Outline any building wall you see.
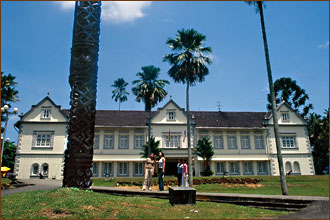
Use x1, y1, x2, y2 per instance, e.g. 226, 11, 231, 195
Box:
15, 154, 64, 179
15, 98, 315, 179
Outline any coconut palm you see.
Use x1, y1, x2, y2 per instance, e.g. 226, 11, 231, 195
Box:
111, 78, 129, 110
132, 65, 169, 157
246, 1, 288, 195
163, 28, 212, 187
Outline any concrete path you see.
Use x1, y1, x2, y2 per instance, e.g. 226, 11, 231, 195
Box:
274, 200, 329, 219
1, 179, 62, 196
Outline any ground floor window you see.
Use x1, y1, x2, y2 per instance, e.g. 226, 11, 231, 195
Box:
41, 163, 49, 176
243, 162, 254, 175
230, 162, 240, 175
216, 162, 226, 175
118, 162, 129, 176
258, 161, 268, 175
31, 163, 39, 176
285, 161, 292, 173
102, 163, 113, 177
134, 162, 144, 176
293, 161, 301, 174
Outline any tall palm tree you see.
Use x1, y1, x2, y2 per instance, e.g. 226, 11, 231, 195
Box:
111, 78, 129, 110
132, 65, 169, 157
163, 28, 212, 187
246, 1, 288, 195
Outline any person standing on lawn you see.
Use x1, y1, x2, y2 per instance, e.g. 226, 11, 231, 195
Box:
182, 159, 188, 187
177, 159, 183, 186
142, 153, 155, 191
157, 152, 165, 191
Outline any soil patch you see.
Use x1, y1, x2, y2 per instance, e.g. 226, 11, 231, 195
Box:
38, 208, 72, 219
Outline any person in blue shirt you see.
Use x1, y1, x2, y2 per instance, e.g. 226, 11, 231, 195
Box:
177, 159, 183, 186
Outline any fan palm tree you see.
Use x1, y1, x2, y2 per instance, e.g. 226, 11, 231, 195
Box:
163, 28, 212, 187
111, 78, 129, 110
132, 65, 169, 157
246, 1, 288, 195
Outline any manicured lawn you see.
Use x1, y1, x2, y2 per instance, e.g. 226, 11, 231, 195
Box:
1, 187, 289, 219
92, 175, 329, 197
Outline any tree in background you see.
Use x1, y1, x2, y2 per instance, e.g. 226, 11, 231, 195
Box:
2, 141, 17, 170
164, 28, 212, 187
246, 1, 288, 195
140, 136, 163, 159
195, 136, 214, 176
267, 77, 313, 118
1, 72, 19, 133
306, 109, 329, 175
132, 65, 169, 157
111, 78, 129, 110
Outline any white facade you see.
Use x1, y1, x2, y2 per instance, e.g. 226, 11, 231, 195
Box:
14, 97, 315, 179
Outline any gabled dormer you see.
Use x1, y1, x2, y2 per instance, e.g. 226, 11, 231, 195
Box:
264, 102, 306, 126
151, 99, 187, 124
20, 96, 68, 123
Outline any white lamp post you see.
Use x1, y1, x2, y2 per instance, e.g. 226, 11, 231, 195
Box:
1, 105, 18, 166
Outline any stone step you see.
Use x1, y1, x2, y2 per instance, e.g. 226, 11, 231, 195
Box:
90, 186, 328, 211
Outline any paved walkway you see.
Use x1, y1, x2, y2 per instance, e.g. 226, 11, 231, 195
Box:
1, 179, 62, 196
274, 200, 329, 219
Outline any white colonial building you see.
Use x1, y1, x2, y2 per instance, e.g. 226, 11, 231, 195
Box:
14, 96, 315, 179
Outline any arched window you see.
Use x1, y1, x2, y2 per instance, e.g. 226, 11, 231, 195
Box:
285, 161, 292, 174
31, 163, 39, 176
293, 161, 301, 174
41, 163, 49, 176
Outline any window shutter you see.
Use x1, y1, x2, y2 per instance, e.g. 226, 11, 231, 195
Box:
50, 131, 55, 147
32, 131, 37, 147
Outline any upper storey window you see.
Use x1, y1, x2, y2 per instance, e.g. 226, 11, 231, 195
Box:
167, 111, 176, 121
281, 113, 290, 122
41, 108, 51, 119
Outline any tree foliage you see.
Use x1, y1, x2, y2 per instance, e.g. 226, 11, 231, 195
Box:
1, 72, 19, 133
2, 141, 17, 170
267, 77, 313, 118
111, 78, 129, 110
1, 72, 19, 107
195, 136, 214, 176
306, 109, 329, 174
163, 28, 212, 86
140, 136, 163, 159
132, 66, 169, 112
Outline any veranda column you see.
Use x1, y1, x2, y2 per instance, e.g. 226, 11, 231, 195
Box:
63, 1, 101, 188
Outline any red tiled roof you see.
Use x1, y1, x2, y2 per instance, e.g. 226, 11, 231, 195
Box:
62, 109, 266, 128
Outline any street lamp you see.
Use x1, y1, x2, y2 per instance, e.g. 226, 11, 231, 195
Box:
1, 105, 18, 166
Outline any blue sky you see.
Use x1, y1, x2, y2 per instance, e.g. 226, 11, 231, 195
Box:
1, 1, 329, 142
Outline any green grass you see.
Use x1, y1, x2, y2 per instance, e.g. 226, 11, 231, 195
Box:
1, 187, 290, 219
92, 175, 329, 197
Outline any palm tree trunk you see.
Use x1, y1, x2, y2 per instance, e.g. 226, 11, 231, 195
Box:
148, 110, 151, 157
258, 1, 288, 195
186, 81, 193, 187
119, 101, 121, 111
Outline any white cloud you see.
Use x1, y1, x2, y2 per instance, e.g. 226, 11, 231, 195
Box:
102, 2, 151, 23
53, 1, 75, 11
53, 1, 151, 23
318, 41, 329, 48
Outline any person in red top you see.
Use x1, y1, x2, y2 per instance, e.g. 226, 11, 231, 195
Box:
182, 159, 188, 187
